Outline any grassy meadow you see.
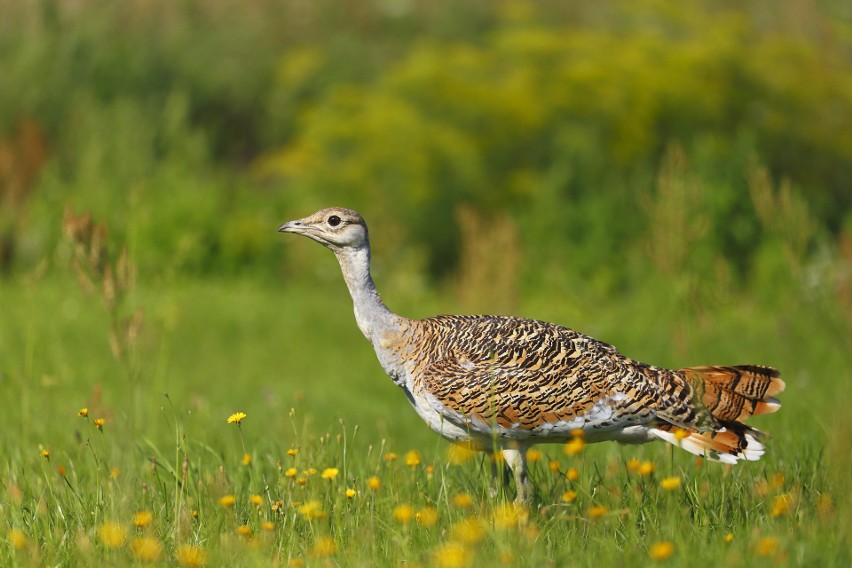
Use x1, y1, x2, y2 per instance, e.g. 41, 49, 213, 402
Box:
2, 0, 852, 566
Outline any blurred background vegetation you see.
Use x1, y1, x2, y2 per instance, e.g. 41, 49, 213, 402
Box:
0, 0, 850, 454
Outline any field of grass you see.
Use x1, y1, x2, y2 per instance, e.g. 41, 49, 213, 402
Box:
1, 251, 849, 566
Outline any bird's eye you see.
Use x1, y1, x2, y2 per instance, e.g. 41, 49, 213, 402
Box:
327, 215, 341, 227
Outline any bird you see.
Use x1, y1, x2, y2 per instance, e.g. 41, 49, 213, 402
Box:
278, 207, 784, 504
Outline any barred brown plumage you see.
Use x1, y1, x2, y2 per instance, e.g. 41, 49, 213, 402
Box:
279, 207, 784, 504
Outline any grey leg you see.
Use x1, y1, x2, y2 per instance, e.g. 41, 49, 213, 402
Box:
502, 447, 532, 505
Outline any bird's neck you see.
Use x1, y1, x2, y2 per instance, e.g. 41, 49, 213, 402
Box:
334, 246, 400, 343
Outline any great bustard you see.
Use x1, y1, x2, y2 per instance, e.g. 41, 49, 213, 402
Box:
279, 207, 784, 504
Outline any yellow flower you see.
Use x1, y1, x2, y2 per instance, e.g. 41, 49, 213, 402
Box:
242, 453, 252, 465
97, 522, 126, 548
587, 505, 607, 519
570, 428, 585, 439
434, 541, 472, 568
219, 495, 236, 507
566, 468, 580, 482
493, 503, 527, 529
404, 450, 421, 467
132, 511, 153, 527
288, 559, 305, 567
638, 461, 655, 476
755, 536, 779, 557
548, 459, 560, 473
287, 448, 298, 457
176, 544, 207, 566
261, 521, 275, 532
451, 493, 474, 508
227, 412, 246, 425
771, 493, 793, 517
236, 525, 251, 538
660, 476, 681, 490
367, 476, 381, 491
383, 452, 398, 462
346, 488, 357, 499
674, 428, 689, 441
311, 536, 337, 557
649, 540, 674, 560
321, 467, 339, 480
131, 537, 163, 561
394, 504, 415, 524
110, 467, 121, 479
526, 448, 542, 463
271, 500, 283, 512
93, 418, 106, 430
627, 458, 642, 472
451, 518, 485, 544
7, 528, 27, 550
250, 494, 263, 506
303, 468, 318, 476
78, 407, 89, 418
562, 490, 577, 503
447, 443, 475, 465
416, 506, 439, 527
723, 533, 734, 543
41, 448, 49, 459
284, 467, 298, 477
298, 500, 326, 520
564, 437, 585, 456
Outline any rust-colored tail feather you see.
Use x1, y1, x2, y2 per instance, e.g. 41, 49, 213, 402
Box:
651, 365, 784, 463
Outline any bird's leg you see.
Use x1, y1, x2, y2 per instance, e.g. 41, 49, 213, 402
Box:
502, 447, 532, 505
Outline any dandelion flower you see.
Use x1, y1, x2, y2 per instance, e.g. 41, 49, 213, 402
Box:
394, 504, 415, 524
110, 467, 121, 479
638, 461, 655, 476
131, 537, 163, 561
97, 522, 126, 548
93, 418, 106, 430
649, 540, 674, 560
288, 559, 305, 567
321, 467, 339, 480
271, 500, 284, 512
451, 493, 474, 508
548, 460, 560, 473
132, 511, 153, 528
564, 437, 585, 455
346, 488, 357, 499
227, 412, 246, 425
303, 467, 317, 476
219, 495, 236, 507
416, 507, 439, 527
287, 448, 298, 457
674, 428, 689, 441
526, 448, 542, 462
566, 468, 580, 482
627, 458, 642, 472
284, 467, 297, 478
561, 490, 577, 503
723, 533, 734, 544
41, 449, 49, 459
298, 500, 326, 520
367, 476, 381, 491
311, 536, 337, 557
660, 476, 681, 490
261, 521, 275, 532
236, 525, 251, 538
587, 505, 607, 519
383, 452, 398, 462
493, 503, 527, 529
447, 443, 475, 465
451, 518, 485, 544
771, 494, 793, 517
755, 536, 779, 557
434, 541, 472, 568
250, 495, 263, 506
78, 407, 89, 418
404, 450, 421, 467
7, 528, 27, 550
176, 544, 207, 567
242, 453, 252, 465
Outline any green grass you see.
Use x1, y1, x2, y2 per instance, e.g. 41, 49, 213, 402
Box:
0, 272, 849, 567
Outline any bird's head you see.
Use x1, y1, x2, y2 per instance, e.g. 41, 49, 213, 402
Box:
278, 207, 368, 251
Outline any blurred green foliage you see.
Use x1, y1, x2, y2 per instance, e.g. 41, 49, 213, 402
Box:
0, 0, 850, 302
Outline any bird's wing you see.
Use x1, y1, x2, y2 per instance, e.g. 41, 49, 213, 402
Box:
415, 316, 689, 439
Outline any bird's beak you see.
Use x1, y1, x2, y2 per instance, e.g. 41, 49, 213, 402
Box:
278, 219, 305, 233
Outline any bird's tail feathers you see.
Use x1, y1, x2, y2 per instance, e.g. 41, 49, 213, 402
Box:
651, 365, 783, 463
